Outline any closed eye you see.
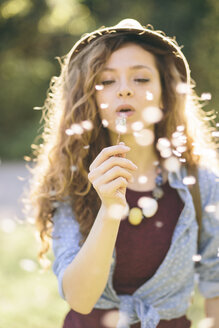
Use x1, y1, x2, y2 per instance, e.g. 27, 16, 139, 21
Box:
134, 78, 150, 83
101, 80, 115, 85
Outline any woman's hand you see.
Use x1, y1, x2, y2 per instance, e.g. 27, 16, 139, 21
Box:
88, 143, 137, 211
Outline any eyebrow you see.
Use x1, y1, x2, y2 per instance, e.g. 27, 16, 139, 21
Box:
102, 65, 153, 72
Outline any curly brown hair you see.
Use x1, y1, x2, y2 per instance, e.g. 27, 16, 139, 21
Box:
24, 32, 219, 266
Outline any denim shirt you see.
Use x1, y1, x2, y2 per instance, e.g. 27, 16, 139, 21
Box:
52, 165, 219, 328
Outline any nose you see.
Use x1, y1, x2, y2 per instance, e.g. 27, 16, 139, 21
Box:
117, 85, 134, 98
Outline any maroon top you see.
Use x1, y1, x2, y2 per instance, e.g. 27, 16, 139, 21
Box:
63, 180, 191, 328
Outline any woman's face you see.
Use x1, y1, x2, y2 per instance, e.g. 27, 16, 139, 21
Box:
95, 43, 163, 135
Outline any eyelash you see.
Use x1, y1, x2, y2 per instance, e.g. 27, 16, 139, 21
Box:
134, 78, 150, 83
101, 78, 150, 85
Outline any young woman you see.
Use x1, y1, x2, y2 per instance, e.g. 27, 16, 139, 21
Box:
27, 19, 219, 327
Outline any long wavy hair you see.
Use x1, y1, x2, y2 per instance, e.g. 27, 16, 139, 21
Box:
24, 32, 219, 265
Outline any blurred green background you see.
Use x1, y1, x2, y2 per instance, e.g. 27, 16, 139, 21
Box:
0, 0, 218, 327
0, 0, 219, 160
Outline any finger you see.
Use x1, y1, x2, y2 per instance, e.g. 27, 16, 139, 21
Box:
92, 166, 133, 187
88, 157, 137, 181
100, 177, 128, 195
89, 144, 130, 171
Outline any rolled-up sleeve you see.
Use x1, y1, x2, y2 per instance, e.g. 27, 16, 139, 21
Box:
195, 168, 219, 298
52, 203, 81, 299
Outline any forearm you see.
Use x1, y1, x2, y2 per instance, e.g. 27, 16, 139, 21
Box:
205, 297, 219, 327
62, 204, 120, 314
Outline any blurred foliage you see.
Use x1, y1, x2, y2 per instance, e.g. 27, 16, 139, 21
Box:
0, 0, 218, 159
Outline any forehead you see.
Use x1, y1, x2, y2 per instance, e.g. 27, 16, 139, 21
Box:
104, 42, 157, 69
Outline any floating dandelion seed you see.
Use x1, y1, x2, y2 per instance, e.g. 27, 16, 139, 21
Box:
70, 165, 77, 172
102, 119, 109, 127
192, 254, 202, 262
145, 90, 154, 100
101, 310, 119, 328
71, 124, 84, 135
164, 156, 181, 172
177, 125, 185, 132
19, 259, 37, 272
205, 205, 216, 213
212, 131, 219, 137
138, 197, 158, 217
156, 138, 171, 151
201, 93, 212, 101
176, 83, 190, 94
138, 175, 148, 184
65, 129, 74, 136
95, 84, 104, 91
142, 106, 163, 124
179, 158, 186, 163
160, 148, 172, 158
197, 317, 215, 328
24, 156, 31, 162
52, 201, 60, 208
155, 221, 163, 228
134, 129, 154, 146
49, 190, 56, 197
100, 103, 109, 109
172, 149, 181, 157
183, 176, 196, 185
107, 204, 128, 220
83, 145, 90, 149
176, 146, 187, 153
217, 248, 219, 257
81, 120, 93, 130
131, 121, 144, 131
0, 218, 16, 233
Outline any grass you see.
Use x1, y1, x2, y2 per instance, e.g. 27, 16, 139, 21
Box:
0, 218, 205, 328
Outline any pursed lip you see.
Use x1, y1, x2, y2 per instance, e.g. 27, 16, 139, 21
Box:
115, 104, 136, 113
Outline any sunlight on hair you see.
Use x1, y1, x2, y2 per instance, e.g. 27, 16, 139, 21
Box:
95, 84, 104, 91
197, 317, 215, 328
192, 254, 202, 262
201, 93, 212, 101
134, 129, 154, 146
163, 156, 181, 172
137, 196, 158, 217
0, 218, 17, 233
142, 106, 163, 124
19, 258, 37, 272
101, 310, 119, 328
176, 82, 190, 95
102, 119, 109, 127
182, 176, 196, 185
138, 175, 148, 184
131, 121, 144, 131
145, 90, 154, 100
100, 103, 109, 109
